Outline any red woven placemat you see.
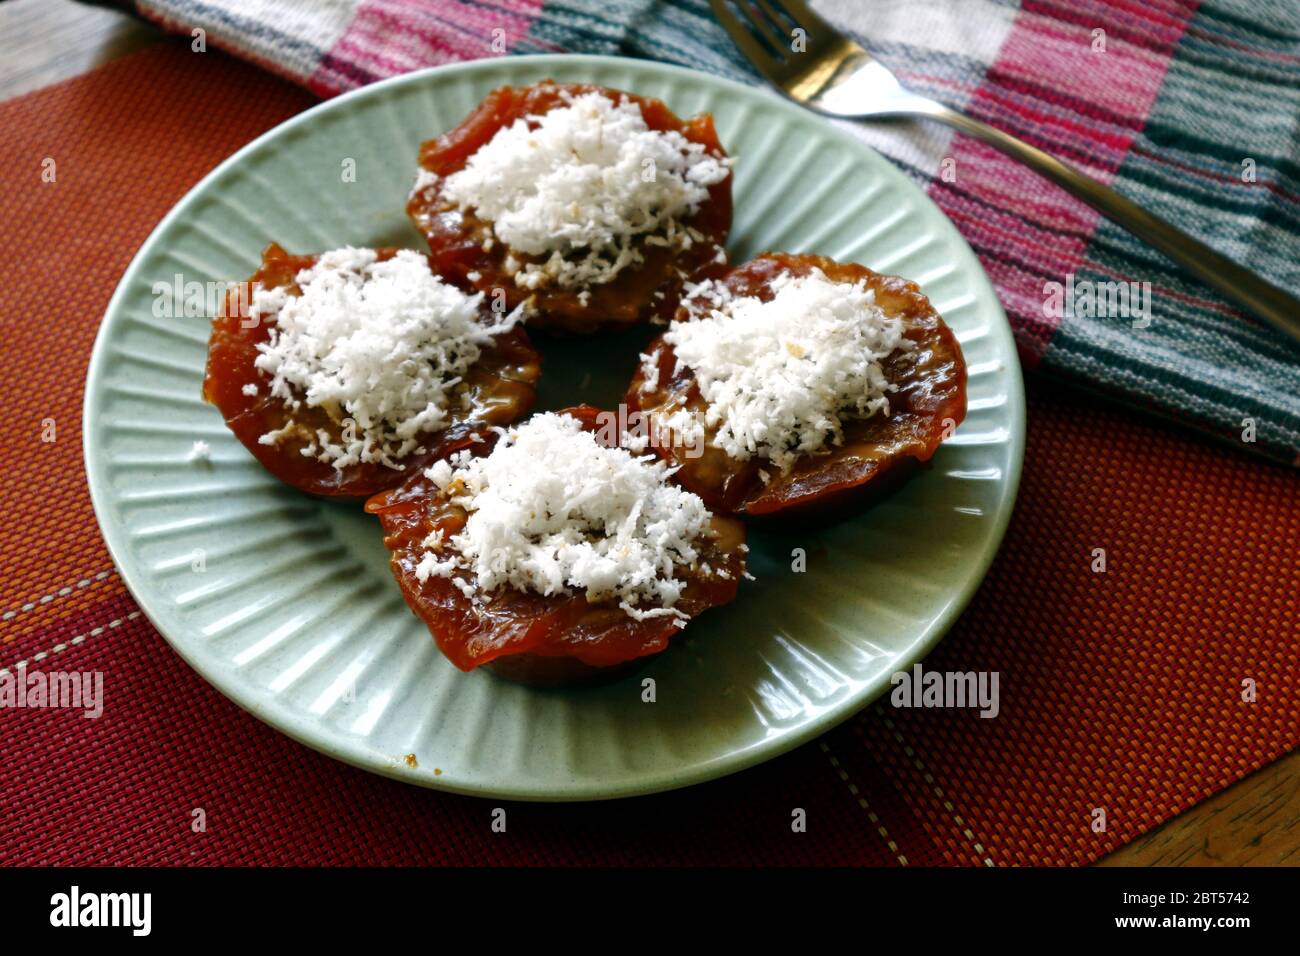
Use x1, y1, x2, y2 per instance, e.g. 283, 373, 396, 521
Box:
2, 41, 1297, 866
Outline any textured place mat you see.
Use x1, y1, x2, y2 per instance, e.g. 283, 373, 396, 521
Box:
1, 41, 1297, 866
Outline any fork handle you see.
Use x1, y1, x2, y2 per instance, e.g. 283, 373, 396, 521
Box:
922, 104, 1300, 344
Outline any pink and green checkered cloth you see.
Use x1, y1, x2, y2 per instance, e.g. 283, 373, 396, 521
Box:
134, 0, 1300, 465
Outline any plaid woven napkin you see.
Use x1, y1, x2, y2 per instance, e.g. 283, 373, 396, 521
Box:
133, 0, 1300, 465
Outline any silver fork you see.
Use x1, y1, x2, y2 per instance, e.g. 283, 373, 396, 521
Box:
712, 0, 1300, 344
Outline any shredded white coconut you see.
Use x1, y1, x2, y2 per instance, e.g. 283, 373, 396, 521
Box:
249, 247, 523, 470
409, 167, 440, 200
187, 440, 211, 462
656, 268, 910, 475
416, 411, 714, 621
441, 88, 730, 290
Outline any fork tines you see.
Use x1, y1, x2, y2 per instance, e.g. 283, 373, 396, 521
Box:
710, 0, 837, 76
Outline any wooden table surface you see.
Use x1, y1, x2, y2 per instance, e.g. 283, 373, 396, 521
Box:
1098, 747, 1300, 866
7, 0, 1295, 869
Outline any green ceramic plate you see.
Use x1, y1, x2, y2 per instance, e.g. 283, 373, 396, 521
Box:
84, 55, 1024, 801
